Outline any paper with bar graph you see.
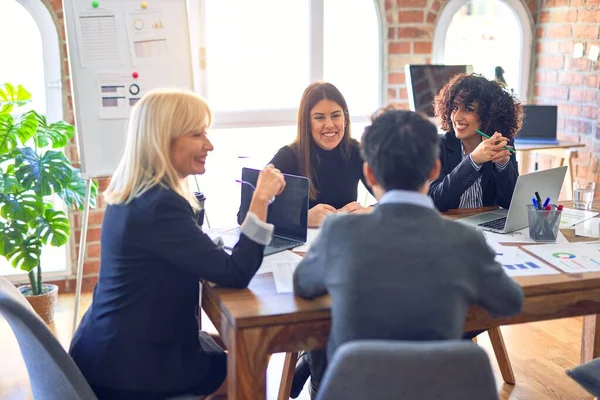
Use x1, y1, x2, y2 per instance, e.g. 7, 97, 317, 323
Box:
497, 248, 560, 277
523, 243, 600, 273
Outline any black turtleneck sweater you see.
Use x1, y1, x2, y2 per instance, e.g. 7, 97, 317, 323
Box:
269, 140, 369, 209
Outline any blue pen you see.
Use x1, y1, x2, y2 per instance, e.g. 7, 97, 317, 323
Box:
532, 197, 538, 209
543, 197, 550, 208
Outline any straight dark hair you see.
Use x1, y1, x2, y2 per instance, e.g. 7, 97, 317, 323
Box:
293, 82, 353, 200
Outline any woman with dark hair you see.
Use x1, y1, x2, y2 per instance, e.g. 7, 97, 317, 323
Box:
270, 81, 371, 227
429, 73, 524, 212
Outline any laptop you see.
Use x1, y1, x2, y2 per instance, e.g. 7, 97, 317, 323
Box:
457, 166, 567, 233
514, 105, 559, 145
220, 167, 309, 256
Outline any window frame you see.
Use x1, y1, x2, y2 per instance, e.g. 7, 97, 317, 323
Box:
190, 0, 384, 129
432, 0, 534, 102
2, 0, 70, 283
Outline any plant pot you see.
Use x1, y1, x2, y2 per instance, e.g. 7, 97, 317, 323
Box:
18, 284, 59, 324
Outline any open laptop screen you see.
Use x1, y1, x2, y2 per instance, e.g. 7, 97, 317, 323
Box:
516, 105, 558, 142
239, 168, 309, 241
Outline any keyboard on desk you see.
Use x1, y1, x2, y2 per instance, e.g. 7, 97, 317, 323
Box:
269, 236, 299, 248
477, 217, 507, 231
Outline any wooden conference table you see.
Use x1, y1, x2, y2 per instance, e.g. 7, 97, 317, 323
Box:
202, 198, 600, 400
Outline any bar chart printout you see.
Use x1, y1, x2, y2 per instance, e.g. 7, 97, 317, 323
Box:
499, 249, 560, 277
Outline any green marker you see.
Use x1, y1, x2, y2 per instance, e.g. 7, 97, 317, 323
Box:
475, 129, 516, 154
92, 0, 99, 8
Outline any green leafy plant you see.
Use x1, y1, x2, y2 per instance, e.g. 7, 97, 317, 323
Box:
0, 83, 98, 295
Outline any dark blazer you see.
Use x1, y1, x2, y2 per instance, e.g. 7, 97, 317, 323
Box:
69, 186, 264, 393
429, 132, 519, 212
293, 203, 524, 361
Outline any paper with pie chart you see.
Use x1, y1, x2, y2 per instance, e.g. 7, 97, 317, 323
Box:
123, 1, 169, 66
523, 243, 600, 273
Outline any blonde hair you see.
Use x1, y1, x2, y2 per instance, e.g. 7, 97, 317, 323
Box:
104, 88, 212, 208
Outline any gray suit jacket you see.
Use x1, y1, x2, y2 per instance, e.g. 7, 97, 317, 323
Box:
293, 203, 524, 361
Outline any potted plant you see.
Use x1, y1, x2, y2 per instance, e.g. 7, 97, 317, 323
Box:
0, 83, 97, 323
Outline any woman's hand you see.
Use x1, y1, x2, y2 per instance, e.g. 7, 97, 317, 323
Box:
491, 146, 512, 165
248, 165, 286, 222
470, 132, 509, 165
254, 164, 286, 203
338, 201, 371, 214
308, 204, 336, 228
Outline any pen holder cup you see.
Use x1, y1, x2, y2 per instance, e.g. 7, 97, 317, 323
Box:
527, 205, 562, 243
194, 192, 206, 227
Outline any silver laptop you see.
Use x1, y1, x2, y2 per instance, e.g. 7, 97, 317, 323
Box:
220, 168, 309, 256
458, 166, 567, 233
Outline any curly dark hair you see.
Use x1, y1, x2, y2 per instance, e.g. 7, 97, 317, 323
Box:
433, 73, 524, 140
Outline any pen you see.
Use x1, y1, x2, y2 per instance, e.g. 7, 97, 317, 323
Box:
236, 180, 275, 204
543, 197, 550, 208
549, 204, 563, 231
475, 129, 516, 154
535, 192, 543, 210
532, 197, 538, 209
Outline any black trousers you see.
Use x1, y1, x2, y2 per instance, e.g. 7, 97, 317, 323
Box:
91, 331, 226, 400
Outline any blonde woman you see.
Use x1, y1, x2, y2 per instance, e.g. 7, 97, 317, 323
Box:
69, 89, 285, 400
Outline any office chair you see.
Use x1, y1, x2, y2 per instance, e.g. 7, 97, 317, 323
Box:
566, 357, 600, 397
315, 340, 499, 400
0, 279, 98, 400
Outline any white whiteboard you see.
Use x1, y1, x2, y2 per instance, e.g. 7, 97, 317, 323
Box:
64, 0, 195, 178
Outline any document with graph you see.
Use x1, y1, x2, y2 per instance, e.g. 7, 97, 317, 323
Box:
522, 243, 600, 273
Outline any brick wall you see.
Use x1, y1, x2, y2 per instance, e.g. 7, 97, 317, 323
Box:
384, 0, 536, 107
533, 0, 600, 188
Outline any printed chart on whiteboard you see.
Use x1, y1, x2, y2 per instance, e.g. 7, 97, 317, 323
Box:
71, 2, 126, 68
124, 0, 170, 66
97, 72, 145, 119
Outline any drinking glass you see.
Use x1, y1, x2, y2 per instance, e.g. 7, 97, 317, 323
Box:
573, 181, 595, 210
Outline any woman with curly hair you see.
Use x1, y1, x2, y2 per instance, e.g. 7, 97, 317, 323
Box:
429, 73, 524, 211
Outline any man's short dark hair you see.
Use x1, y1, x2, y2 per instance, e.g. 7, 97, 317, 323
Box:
361, 110, 440, 191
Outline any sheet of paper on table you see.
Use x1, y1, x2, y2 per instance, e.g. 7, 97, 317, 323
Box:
256, 251, 303, 293
482, 227, 568, 245
575, 218, 600, 238
523, 243, 600, 273
486, 240, 560, 277
559, 208, 599, 229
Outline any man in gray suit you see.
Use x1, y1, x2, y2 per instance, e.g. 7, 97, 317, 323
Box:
293, 110, 524, 397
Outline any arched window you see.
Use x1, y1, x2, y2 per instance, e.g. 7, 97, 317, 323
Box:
0, 0, 66, 278
433, 0, 533, 101
193, 0, 382, 226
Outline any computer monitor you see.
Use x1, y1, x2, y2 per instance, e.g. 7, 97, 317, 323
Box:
405, 64, 473, 118
514, 105, 558, 144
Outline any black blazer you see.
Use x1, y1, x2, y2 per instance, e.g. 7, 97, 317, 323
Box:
429, 132, 519, 212
69, 186, 264, 393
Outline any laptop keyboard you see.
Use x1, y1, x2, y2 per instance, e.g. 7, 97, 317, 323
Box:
269, 236, 298, 248
478, 217, 507, 231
